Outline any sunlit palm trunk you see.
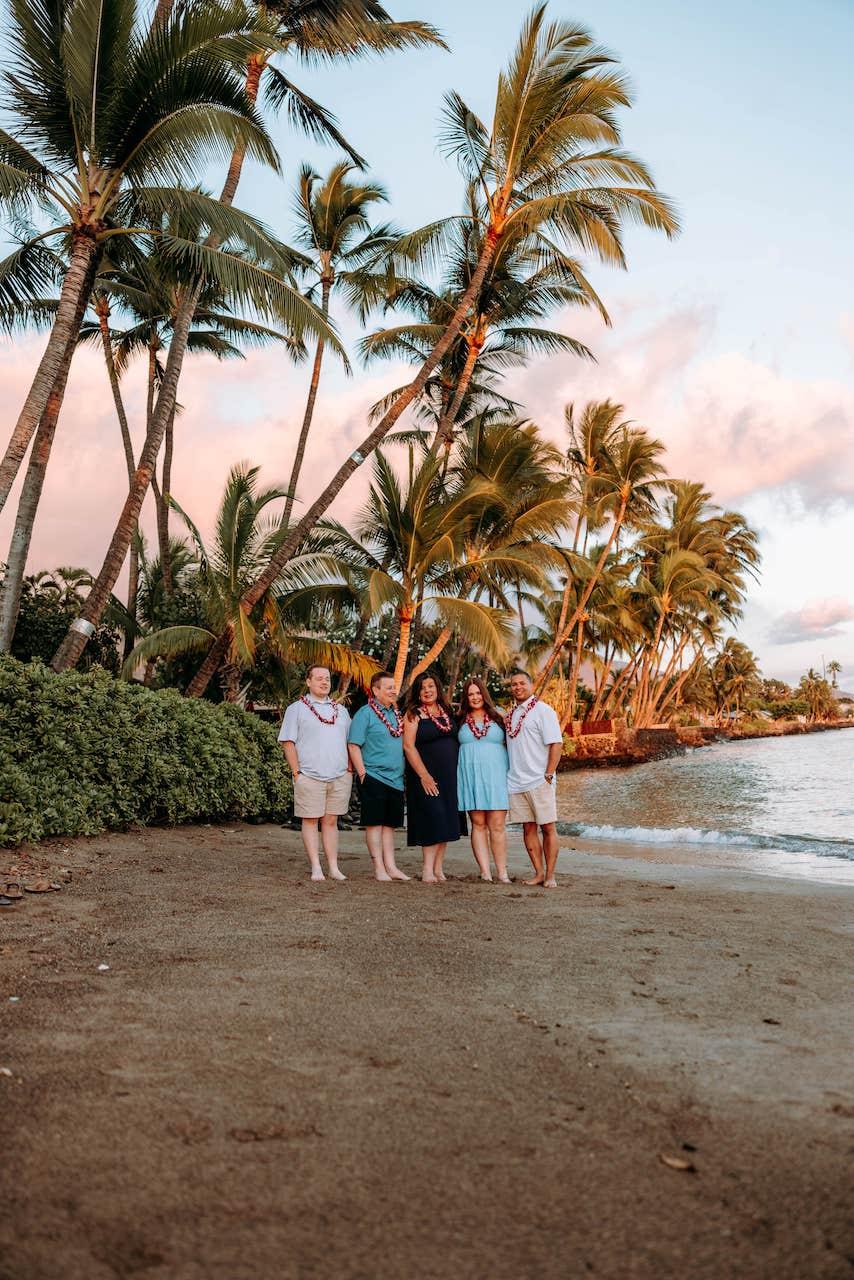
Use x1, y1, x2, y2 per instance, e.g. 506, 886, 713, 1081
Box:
407, 626, 453, 686
220, 54, 266, 207
560, 619, 587, 732
0, 390, 63, 650
184, 626, 232, 699
156, 405, 177, 595
0, 232, 99, 514
431, 336, 480, 454
392, 605, 416, 689
0, 246, 99, 650
96, 296, 139, 637
283, 275, 331, 527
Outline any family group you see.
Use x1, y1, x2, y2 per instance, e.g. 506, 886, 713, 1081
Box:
278, 666, 564, 887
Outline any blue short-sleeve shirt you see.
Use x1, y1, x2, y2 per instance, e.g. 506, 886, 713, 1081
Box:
348, 703, 405, 791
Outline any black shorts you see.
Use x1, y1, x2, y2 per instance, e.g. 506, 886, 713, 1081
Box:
358, 773, 405, 829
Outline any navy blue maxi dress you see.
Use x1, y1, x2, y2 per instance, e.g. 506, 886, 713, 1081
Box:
406, 714, 466, 847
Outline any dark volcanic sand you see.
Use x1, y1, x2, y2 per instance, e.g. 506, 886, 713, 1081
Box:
1, 825, 852, 1279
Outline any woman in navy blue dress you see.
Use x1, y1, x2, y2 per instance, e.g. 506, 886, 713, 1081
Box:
402, 672, 463, 883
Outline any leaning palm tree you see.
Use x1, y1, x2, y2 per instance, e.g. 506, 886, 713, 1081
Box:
174, 4, 678, 697
0, 0, 288, 513
284, 159, 396, 525
122, 463, 378, 699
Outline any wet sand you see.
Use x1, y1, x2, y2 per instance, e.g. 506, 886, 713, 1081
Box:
1, 824, 853, 1279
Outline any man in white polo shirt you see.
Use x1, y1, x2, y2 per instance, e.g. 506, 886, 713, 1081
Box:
506, 670, 564, 889
279, 664, 352, 882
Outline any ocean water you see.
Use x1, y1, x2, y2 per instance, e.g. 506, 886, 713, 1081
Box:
555, 730, 854, 882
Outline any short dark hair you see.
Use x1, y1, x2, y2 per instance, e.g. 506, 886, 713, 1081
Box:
370, 670, 395, 692
306, 664, 331, 679
510, 668, 533, 681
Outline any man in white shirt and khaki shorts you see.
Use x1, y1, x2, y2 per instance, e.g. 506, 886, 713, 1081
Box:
278, 665, 352, 881
506, 670, 564, 889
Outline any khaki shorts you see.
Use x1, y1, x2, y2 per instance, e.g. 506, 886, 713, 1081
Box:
508, 781, 557, 826
294, 772, 352, 819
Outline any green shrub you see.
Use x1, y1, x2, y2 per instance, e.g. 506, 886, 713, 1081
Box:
0, 656, 292, 847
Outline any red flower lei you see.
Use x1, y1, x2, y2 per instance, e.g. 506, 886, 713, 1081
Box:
507, 696, 538, 739
368, 696, 403, 738
465, 712, 492, 740
301, 695, 339, 725
420, 705, 453, 733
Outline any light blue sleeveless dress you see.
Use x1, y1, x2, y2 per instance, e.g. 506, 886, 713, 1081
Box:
457, 719, 509, 812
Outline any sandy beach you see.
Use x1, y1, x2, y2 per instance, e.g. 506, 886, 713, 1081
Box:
2, 824, 853, 1280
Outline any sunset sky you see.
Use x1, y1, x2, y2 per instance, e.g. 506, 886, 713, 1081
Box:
1, 0, 852, 685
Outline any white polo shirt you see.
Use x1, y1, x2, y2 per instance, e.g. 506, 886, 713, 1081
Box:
278, 696, 351, 781
505, 698, 563, 794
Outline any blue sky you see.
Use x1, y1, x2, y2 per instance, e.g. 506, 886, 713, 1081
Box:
2, 0, 852, 684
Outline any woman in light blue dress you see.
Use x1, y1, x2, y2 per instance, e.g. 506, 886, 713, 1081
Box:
457, 678, 510, 882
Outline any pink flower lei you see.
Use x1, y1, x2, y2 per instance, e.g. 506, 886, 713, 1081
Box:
301, 695, 339, 725
420, 705, 453, 733
465, 711, 492, 740
368, 696, 403, 738
507, 696, 538, 739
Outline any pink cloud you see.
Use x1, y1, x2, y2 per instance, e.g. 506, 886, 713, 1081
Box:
768, 597, 854, 645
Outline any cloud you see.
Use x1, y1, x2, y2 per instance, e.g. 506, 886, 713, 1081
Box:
504, 302, 854, 510
767, 597, 854, 645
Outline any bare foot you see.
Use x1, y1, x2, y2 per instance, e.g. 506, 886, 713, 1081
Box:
522, 874, 544, 886
436, 872, 448, 883
329, 868, 347, 882
497, 875, 512, 884
479, 875, 494, 883
387, 868, 411, 881
373, 867, 393, 882
310, 869, 325, 882
421, 874, 439, 884
544, 877, 558, 889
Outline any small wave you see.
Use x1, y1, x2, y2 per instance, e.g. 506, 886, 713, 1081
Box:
557, 822, 854, 862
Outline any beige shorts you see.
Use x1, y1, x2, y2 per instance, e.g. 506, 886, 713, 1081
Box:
508, 781, 557, 826
294, 772, 352, 819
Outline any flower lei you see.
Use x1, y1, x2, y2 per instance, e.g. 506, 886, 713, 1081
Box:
465, 712, 492, 740
507, 695, 538, 739
420, 705, 453, 733
301, 695, 339, 725
368, 696, 404, 738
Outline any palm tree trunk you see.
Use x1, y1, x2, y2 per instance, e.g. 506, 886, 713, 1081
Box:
0, 389, 64, 650
0, 232, 99, 515
220, 54, 266, 207
381, 615, 399, 668
283, 275, 331, 527
392, 605, 416, 690
153, 0, 173, 25
50, 280, 204, 672
560, 620, 587, 732
96, 296, 139, 639
431, 336, 480, 454
157, 404, 176, 595
408, 626, 453, 686
185, 627, 233, 699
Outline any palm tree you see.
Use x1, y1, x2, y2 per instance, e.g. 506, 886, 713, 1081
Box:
122, 463, 378, 699
284, 160, 395, 525
537, 418, 667, 690
361, 200, 605, 453
827, 659, 842, 689
179, 3, 678, 696
0, 0, 286, 514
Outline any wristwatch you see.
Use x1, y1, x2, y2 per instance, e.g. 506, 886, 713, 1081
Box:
545, 772, 555, 784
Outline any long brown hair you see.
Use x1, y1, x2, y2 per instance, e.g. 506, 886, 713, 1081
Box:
457, 677, 505, 732
403, 671, 454, 721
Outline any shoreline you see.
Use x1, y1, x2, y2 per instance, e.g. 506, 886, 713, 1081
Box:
560, 716, 854, 772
